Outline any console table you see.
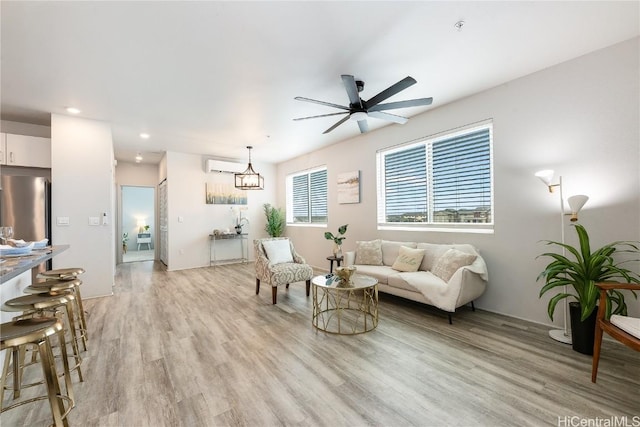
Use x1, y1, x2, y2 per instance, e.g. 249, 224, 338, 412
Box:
209, 233, 248, 266
137, 233, 152, 250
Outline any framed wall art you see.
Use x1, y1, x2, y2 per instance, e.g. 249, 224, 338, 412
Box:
206, 174, 247, 205
337, 170, 360, 204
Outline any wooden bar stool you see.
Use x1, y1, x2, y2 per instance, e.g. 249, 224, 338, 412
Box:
37, 268, 87, 347
25, 278, 88, 352
1, 317, 74, 427
2, 293, 84, 383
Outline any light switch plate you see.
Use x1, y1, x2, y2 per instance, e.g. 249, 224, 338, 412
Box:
56, 217, 70, 226
89, 217, 100, 226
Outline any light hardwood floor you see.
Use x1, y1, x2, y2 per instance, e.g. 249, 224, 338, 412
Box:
3, 260, 639, 426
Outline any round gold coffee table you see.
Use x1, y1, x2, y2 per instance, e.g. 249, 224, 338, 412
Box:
312, 274, 378, 334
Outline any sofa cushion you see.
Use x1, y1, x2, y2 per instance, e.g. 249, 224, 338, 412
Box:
262, 239, 293, 265
417, 243, 452, 271
388, 270, 447, 293
432, 248, 477, 282
391, 246, 425, 272
381, 240, 417, 266
355, 239, 383, 265
349, 264, 392, 285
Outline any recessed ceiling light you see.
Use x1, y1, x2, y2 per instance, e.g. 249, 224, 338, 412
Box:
140, 133, 150, 139
66, 107, 81, 114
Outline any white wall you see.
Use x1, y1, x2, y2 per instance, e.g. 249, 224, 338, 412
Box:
165, 151, 276, 271
116, 161, 159, 186
276, 37, 640, 326
51, 114, 115, 298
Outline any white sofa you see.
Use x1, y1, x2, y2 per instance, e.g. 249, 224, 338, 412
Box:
344, 240, 488, 322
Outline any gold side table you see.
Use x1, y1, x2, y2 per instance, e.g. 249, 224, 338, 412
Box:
312, 274, 378, 335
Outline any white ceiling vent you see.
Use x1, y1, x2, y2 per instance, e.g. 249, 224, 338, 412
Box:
205, 159, 245, 173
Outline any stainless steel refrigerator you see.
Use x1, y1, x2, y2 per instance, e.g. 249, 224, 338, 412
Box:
0, 174, 51, 247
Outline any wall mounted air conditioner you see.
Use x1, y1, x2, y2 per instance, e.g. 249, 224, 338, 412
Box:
205, 159, 245, 173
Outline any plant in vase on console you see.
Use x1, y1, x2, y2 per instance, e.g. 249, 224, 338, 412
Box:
231, 206, 249, 234
324, 224, 348, 258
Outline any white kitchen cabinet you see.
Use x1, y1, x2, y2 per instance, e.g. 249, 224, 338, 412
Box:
0, 133, 6, 165
4, 134, 51, 168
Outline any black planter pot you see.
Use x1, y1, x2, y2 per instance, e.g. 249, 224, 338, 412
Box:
569, 302, 598, 355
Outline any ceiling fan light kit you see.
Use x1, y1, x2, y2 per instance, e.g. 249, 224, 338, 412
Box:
294, 74, 433, 134
349, 111, 368, 121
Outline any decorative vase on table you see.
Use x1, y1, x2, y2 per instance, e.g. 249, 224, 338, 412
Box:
333, 243, 342, 258
569, 302, 598, 355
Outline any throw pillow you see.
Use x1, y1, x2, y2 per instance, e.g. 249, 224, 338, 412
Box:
381, 240, 417, 266
432, 248, 477, 282
262, 239, 293, 265
354, 239, 383, 266
417, 243, 452, 272
391, 246, 425, 272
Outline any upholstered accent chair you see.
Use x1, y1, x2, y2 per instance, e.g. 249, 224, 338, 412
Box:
254, 238, 313, 304
592, 282, 640, 383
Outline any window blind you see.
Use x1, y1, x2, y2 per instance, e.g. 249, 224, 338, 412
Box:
310, 169, 327, 223
378, 123, 493, 228
292, 174, 309, 223
431, 128, 492, 223
384, 145, 427, 222
289, 168, 327, 224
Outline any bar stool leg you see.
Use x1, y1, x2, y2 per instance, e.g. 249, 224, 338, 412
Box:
62, 301, 83, 383
37, 338, 68, 427
12, 347, 24, 399
74, 285, 88, 351
0, 347, 10, 403
56, 327, 74, 407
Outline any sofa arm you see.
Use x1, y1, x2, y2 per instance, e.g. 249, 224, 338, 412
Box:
344, 251, 355, 267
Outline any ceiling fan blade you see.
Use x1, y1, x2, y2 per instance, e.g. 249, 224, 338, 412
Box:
341, 75, 361, 106
368, 97, 433, 112
294, 96, 349, 111
357, 120, 369, 133
323, 115, 350, 134
293, 112, 348, 121
368, 111, 409, 124
365, 76, 417, 108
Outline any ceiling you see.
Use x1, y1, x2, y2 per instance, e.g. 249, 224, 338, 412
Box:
1, 1, 638, 165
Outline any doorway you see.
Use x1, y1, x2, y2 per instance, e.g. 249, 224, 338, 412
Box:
122, 186, 155, 263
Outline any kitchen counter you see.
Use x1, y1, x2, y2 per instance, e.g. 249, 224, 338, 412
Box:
0, 245, 70, 283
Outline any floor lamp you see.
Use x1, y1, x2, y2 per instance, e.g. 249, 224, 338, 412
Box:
535, 169, 589, 344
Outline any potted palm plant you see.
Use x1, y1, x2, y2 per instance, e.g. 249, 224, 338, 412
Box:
537, 223, 639, 354
263, 203, 285, 237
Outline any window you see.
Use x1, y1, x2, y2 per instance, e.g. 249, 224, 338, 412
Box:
377, 123, 493, 232
286, 167, 327, 224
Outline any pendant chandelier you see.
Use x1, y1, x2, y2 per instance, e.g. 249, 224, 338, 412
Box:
235, 146, 264, 190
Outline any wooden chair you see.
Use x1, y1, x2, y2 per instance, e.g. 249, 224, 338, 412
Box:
592, 282, 640, 382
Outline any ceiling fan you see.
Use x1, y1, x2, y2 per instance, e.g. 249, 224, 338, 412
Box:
294, 75, 433, 134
